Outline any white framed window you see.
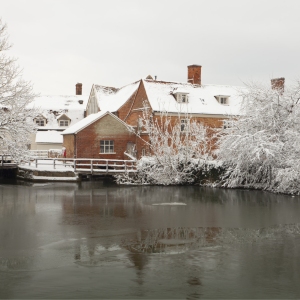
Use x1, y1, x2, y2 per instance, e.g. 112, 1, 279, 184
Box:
36, 119, 45, 126
220, 97, 227, 104
181, 119, 188, 131
142, 148, 146, 157
181, 94, 188, 103
100, 140, 114, 153
216, 96, 229, 105
59, 120, 69, 127
176, 93, 189, 103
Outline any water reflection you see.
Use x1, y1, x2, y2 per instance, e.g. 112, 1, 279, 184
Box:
1, 181, 300, 299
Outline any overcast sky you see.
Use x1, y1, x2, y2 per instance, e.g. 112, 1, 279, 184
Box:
1, 0, 300, 95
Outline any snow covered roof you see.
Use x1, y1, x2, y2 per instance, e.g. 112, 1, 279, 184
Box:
94, 81, 140, 112
27, 95, 88, 130
61, 111, 131, 135
35, 131, 63, 144
143, 80, 244, 116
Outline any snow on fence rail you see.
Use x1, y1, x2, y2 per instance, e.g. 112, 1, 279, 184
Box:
0, 155, 16, 168
26, 158, 137, 174
28, 150, 49, 159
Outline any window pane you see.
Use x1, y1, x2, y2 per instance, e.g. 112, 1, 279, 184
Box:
100, 140, 114, 153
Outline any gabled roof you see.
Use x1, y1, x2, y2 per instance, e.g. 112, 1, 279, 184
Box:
142, 79, 244, 116
94, 81, 140, 112
34, 113, 48, 120
57, 113, 71, 120
27, 95, 88, 130
61, 111, 132, 135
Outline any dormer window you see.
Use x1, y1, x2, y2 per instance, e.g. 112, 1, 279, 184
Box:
36, 119, 45, 126
180, 94, 188, 103
174, 92, 189, 103
34, 114, 47, 127
215, 95, 229, 105
59, 120, 69, 127
57, 113, 71, 127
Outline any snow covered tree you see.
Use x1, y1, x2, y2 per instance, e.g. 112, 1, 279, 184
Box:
116, 105, 219, 185
217, 80, 300, 194
0, 19, 37, 162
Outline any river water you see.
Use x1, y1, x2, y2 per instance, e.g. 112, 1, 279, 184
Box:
0, 179, 300, 299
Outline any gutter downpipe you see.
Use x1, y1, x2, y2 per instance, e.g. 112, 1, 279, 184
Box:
74, 133, 77, 159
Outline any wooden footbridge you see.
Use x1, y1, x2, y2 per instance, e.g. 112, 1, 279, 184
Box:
26, 158, 137, 176
2, 153, 137, 181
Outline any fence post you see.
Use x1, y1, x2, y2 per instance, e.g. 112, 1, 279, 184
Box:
106, 160, 108, 173
1, 155, 3, 167
91, 160, 93, 175
35, 159, 38, 168
74, 159, 76, 172
125, 161, 127, 172
53, 159, 56, 169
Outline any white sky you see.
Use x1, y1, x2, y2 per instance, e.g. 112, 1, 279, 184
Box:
1, 0, 300, 95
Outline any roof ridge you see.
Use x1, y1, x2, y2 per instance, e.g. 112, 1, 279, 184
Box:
94, 79, 141, 91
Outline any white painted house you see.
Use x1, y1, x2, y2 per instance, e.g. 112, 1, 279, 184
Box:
27, 83, 87, 151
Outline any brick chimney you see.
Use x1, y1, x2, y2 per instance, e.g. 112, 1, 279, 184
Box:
76, 83, 82, 95
271, 77, 284, 93
187, 65, 202, 85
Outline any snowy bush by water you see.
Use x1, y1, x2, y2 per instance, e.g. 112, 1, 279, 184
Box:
217, 81, 300, 195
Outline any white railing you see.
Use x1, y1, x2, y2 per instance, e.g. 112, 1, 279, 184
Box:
0, 155, 16, 167
28, 150, 49, 159
26, 158, 136, 174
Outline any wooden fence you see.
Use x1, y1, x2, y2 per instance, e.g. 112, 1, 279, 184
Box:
27, 158, 136, 174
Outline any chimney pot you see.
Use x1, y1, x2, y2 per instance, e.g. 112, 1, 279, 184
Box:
76, 83, 82, 95
187, 65, 202, 85
271, 77, 285, 93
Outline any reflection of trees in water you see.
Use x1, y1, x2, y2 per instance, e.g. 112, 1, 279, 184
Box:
0, 256, 35, 271
122, 227, 221, 253
122, 223, 300, 254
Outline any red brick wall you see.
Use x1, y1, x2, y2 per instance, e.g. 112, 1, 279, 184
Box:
118, 82, 142, 121
122, 80, 150, 126
64, 114, 135, 160
133, 115, 225, 159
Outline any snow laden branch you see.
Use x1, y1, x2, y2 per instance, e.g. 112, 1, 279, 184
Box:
116, 104, 221, 185
0, 19, 37, 162
217, 81, 300, 194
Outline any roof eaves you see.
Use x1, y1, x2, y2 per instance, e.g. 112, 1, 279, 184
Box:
61, 112, 108, 135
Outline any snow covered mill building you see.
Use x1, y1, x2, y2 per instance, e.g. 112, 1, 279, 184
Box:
62, 65, 243, 160
28, 83, 87, 151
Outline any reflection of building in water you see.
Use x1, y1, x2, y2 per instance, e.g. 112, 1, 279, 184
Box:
62, 187, 143, 218
127, 251, 149, 286
0, 185, 36, 216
